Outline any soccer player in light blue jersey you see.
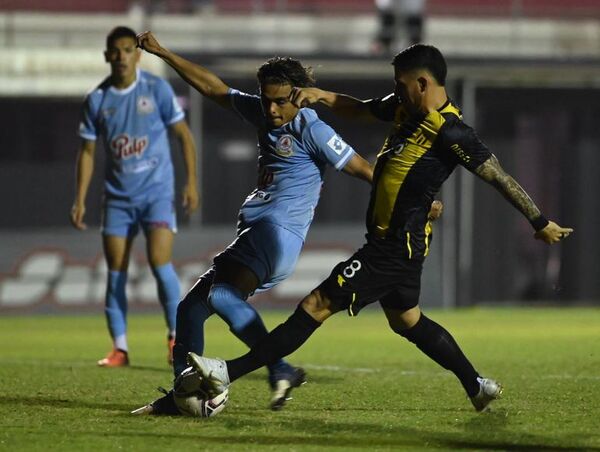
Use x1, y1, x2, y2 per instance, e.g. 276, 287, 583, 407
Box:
70, 27, 199, 368
133, 31, 374, 413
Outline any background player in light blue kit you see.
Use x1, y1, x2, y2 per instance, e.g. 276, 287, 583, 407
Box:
70, 26, 199, 368
134, 31, 374, 413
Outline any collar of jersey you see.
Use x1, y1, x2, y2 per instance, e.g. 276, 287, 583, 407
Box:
109, 69, 140, 96
436, 98, 451, 112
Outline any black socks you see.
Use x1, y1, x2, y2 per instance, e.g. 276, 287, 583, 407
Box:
399, 314, 481, 397
226, 307, 321, 382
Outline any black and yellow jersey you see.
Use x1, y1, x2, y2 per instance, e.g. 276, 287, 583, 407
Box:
365, 94, 492, 260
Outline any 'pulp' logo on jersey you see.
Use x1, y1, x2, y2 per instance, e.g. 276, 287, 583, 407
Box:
137, 96, 155, 115
111, 134, 149, 160
326, 134, 348, 156
275, 134, 294, 157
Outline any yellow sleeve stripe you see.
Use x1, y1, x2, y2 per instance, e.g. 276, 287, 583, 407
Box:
348, 292, 357, 317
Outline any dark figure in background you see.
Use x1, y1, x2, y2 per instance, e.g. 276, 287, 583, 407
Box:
374, 0, 426, 55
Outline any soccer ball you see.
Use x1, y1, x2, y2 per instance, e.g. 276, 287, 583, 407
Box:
173, 366, 229, 417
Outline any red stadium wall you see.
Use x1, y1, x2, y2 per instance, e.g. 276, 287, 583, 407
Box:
1, 0, 598, 18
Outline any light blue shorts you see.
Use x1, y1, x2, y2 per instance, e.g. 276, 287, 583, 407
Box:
214, 221, 304, 292
101, 197, 177, 237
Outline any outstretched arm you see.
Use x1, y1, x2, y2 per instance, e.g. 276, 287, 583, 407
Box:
290, 87, 377, 122
137, 31, 230, 109
70, 139, 96, 230
474, 154, 573, 244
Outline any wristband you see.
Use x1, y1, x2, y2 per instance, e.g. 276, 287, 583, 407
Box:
530, 215, 549, 232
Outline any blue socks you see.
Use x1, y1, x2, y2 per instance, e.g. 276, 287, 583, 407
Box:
173, 269, 215, 377
152, 262, 181, 334
172, 273, 294, 379
209, 283, 290, 376
105, 270, 128, 349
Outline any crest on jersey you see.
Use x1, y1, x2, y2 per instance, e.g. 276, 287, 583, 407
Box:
137, 96, 155, 115
275, 134, 294, 157
326, 134, 348, 156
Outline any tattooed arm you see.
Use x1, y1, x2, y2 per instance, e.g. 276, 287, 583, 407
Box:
474, 154, 573, 244
474, 154, 541, 220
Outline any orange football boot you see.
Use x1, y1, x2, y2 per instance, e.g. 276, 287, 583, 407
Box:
97, 348, 129, 367
167, 338, 176, 365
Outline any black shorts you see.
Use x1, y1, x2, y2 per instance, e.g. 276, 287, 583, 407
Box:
319, 239, 423, 316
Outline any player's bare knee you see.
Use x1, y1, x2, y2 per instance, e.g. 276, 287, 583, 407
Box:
301, 288, 333, 318
385, 306, 421, 335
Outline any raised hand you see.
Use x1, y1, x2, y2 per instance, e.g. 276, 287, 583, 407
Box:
136, 31, 164, 56
289, 87, 324, 108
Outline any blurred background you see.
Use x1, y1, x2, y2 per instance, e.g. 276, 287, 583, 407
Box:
0, 0, 598, 314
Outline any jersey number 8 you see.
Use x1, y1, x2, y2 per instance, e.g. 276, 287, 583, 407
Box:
342, 260, 362, 278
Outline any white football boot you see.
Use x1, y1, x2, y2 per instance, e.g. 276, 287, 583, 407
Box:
470, 377, 503, 412
187, 352, 230, 398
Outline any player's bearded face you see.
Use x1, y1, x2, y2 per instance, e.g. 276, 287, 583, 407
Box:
260, 83, 300, 127
105, 37, 140, 81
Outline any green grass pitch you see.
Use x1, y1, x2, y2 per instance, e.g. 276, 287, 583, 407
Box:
1, 308, 599, 451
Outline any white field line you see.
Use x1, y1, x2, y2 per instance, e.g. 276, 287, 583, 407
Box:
2, 359, 599, 380
301, 363, 600, 380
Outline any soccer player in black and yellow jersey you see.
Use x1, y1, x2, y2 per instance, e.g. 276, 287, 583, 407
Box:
186, 44, 573, 412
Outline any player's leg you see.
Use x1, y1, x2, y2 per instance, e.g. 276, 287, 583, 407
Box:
191, 286, 336, 397
136, 282, 328, 417
99, 233, 134, 367
381, 293, 502, 411
98, 203, 137, 367
143, 258, 261, 416
191, 247, 377, 398
172, 266, 215, 377
209, 223, 306, 399
135, 267, 216, 416
144, 199, 180, 364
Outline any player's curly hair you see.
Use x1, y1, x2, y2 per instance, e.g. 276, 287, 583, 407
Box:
106, 26, 137, 50
257, 57, 316, 88
392, 44, 447, 86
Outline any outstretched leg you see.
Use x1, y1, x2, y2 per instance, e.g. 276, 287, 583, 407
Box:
383, 305, 502, 411
209, 259, 306, 404
201, 287, 336, 388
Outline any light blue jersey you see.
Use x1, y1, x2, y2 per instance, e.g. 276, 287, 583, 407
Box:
172, 87, 359, 377
229, 88, 355, 241
79, 69, 185, 205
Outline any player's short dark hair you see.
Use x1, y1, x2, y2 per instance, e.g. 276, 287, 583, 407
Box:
106, 26, 137, 50
392, 44, 447, 86
257, 57, 316, 88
